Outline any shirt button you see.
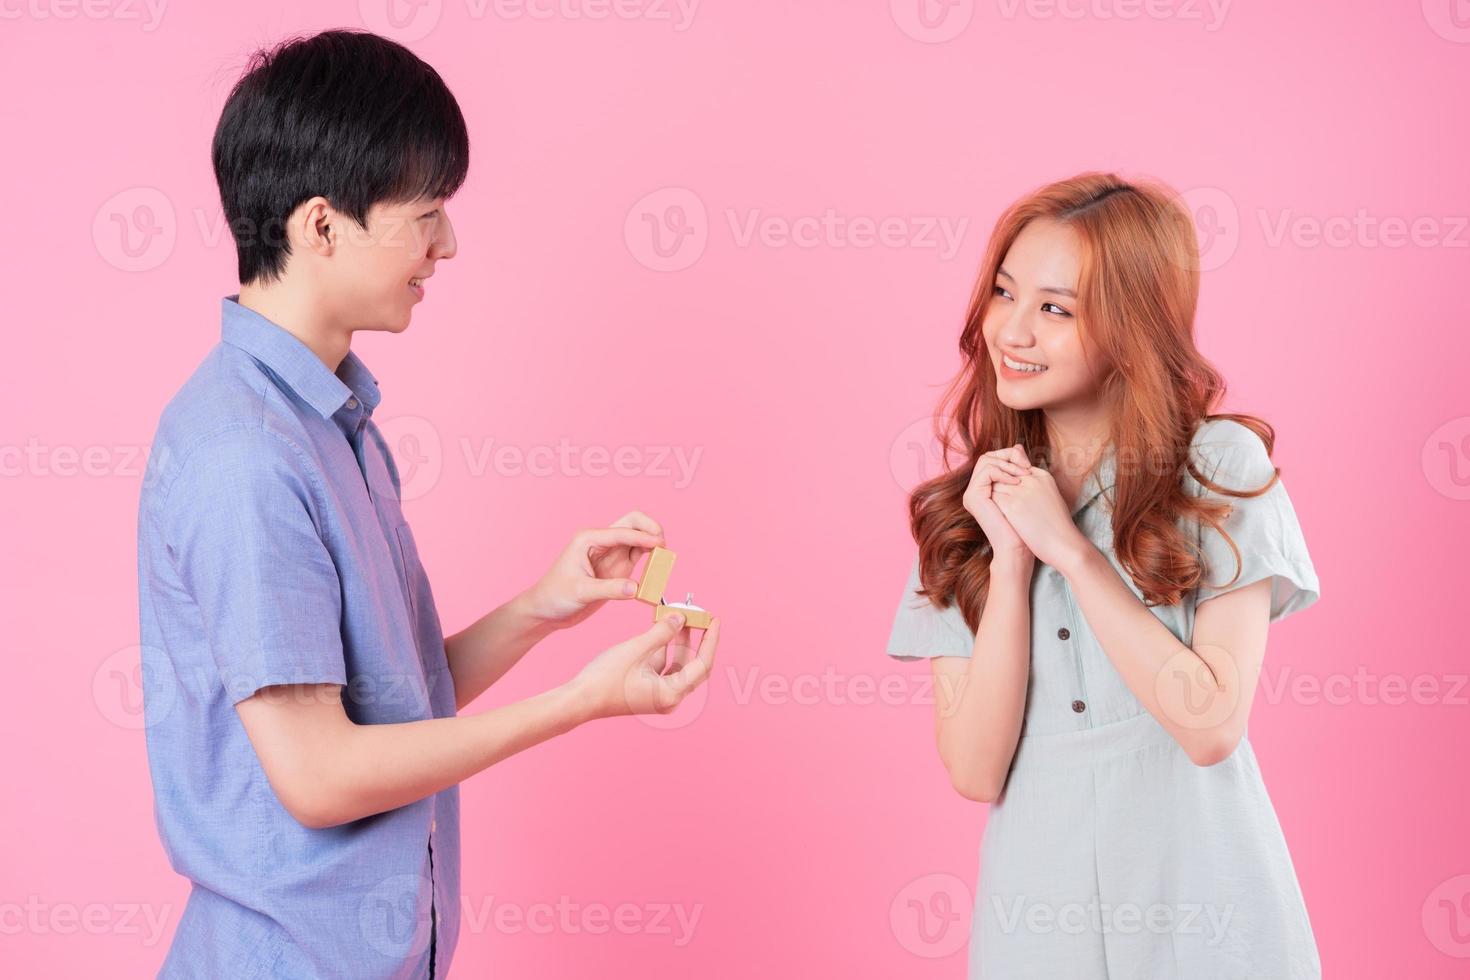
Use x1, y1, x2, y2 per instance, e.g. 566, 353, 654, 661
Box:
346, 396, 358, 410
1071, 699, 1086, 713
1057, 627, 1071, 640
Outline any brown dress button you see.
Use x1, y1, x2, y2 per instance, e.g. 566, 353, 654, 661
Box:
1057, 627, 1071, 640
1071, 699, 1086, 713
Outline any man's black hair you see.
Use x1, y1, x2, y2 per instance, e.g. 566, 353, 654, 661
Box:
212, 29, 469, 285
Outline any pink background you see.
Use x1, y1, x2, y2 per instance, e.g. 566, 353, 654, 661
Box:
3, 0, 1468, 975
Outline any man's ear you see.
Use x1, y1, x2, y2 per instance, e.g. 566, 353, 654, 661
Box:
295, 196, 335, 255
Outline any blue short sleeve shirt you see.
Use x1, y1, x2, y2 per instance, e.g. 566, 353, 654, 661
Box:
137, 296, 460, 978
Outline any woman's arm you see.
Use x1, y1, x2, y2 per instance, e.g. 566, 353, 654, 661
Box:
929, 555, 1034, 802
1055, 540, 1271, 766
988, 457, 1275, 767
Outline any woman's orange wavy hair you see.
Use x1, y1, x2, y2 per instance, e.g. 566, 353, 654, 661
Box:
910, 172, 1279, 632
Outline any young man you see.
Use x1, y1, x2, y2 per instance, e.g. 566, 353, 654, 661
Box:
136, 30, 719, 979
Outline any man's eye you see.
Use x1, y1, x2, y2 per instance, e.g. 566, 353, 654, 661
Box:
1042, 302, 1072, 317
421, 209, 440, 219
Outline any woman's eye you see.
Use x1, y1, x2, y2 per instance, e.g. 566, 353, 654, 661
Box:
1041, 302, 1072, 317
992, 285, 1013, 300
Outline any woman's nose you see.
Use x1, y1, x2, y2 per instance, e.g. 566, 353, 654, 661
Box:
998, 305, 1034, 346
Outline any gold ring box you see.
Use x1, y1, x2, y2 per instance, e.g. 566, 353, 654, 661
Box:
634, 546, 713, 629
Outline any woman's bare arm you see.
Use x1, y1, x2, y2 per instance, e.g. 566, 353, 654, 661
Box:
1055, 541, 1270, 766
929, 556, 1034, 802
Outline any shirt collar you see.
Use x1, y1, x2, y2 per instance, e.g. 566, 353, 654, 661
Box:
220, 295, 381, 420
1070, 443, 1117, 517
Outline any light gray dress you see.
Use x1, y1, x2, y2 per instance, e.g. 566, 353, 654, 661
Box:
887, 418, 1322, 979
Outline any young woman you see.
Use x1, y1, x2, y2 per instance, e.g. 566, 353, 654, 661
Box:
887, 173, 1322, 979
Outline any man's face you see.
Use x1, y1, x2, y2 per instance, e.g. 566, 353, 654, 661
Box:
323, 196, 458, 332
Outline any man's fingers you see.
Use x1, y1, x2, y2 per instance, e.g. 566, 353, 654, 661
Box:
611, 511, 663, 537
630, 613, 688, 658
645, 643, 669, 677
578, 526, 664, 553
611, 618, 686, 713
663, 627, 695, 673
660, 618, 720, 702
659, 658, 709, 706
577, 577, 641, 604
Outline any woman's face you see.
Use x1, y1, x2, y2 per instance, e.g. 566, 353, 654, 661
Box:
981, 218, 1101, 414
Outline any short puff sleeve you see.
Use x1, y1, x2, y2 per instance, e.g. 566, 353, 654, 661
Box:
885, 554, 977, 660
1191, 420, 1321, 624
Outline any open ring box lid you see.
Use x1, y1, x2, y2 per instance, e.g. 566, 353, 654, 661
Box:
634, 546, 713, 629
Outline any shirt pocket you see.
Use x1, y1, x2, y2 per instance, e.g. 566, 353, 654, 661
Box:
393, 521, 449, 677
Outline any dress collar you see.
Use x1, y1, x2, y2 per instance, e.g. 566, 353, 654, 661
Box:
1069, 443, 1116, 517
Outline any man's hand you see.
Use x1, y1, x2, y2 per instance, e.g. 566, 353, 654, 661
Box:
521, 511, 666, 631
570, 613, 721, 720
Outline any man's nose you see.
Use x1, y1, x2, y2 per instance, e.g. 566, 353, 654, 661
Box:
432, 210, 458, 260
